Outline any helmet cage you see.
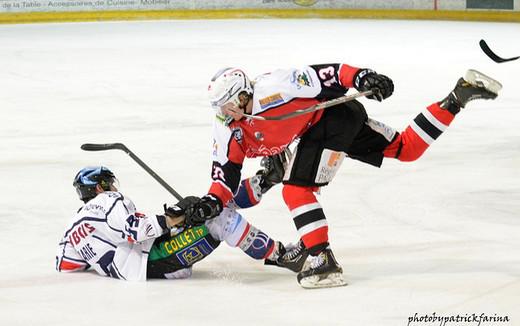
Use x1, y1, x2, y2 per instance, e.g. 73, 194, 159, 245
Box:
208, 68, 253, 126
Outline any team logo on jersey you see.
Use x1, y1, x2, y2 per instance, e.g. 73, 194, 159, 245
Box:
291, 71, 311, 89
255, 131, 264, 141
259, 93, 284, 110
297, 73, 311, 87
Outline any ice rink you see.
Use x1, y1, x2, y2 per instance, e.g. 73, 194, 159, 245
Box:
1, 18, 519, 326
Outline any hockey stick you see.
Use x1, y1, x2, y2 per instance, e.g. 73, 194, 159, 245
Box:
479, 39, 519, 63
80, 143, 183, 201
241, 89, 374, 121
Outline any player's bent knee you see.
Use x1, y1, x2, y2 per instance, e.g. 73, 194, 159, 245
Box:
384, 132, 429, 162
218, 210, 249, 246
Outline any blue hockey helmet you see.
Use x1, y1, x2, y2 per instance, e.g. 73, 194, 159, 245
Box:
73, 166, 117, 202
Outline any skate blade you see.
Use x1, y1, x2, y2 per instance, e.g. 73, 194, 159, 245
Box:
299, 272, 348, 289
465, 69, 503, 95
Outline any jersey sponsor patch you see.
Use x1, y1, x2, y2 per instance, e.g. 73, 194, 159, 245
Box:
177, 238, 215, 266
259, 93, 284, 109
314, 149, 345, 184
148, 225, 209, 261
68, 223, 96, 246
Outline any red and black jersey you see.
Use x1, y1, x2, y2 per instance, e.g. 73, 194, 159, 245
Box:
209, 63, 361, 205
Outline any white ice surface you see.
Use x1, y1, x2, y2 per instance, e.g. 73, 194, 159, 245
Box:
0, 19, 519, 326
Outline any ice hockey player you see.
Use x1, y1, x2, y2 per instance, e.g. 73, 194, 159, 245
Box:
56, 163, 301, 281
176, 64, 501, 289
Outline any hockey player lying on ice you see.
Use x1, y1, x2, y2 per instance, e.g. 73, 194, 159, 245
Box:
56, 160, 303, 281
174, 64, 501, 288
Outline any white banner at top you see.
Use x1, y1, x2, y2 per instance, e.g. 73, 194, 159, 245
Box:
0, 0, 471, 13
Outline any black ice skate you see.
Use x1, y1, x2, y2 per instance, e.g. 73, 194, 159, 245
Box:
265, 239, 309, 273
440, 69, 502, 115
296, 247, 347, 289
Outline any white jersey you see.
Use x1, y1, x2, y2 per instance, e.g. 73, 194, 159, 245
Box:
56, 191, 166, 281
250, 67, 322, 115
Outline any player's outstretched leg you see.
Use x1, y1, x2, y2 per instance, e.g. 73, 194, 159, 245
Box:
296, 245, 346, 289
440, 69, 502, 114
383, 70, 501, 162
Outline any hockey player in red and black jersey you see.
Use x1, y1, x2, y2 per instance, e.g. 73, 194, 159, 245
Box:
179, 64, 501, 288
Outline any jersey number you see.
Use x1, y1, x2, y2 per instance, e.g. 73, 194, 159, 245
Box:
318, 66, 337, 87
212, 166, 226, 182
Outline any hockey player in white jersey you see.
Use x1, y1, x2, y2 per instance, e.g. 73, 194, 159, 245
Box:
56, 163, 301, 281
176, 65, 501, 288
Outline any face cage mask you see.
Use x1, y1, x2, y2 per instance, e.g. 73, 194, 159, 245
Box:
76, 177, 119, 202
213, 106, 235, 126
211, 91, 251, 126
100, 177, 119, 191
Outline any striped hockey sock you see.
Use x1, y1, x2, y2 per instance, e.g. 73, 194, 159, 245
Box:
282, 184, 329, 255
384, 103, 455, 161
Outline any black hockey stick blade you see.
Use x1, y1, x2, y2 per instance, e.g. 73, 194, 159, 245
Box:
80, 142, 183, 201
81, 143, 128, 152
479, 39, 520, 63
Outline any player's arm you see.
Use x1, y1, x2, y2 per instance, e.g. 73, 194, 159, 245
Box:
175, 157, 242, 227
56, 240, 89, 272
309, 63, 394, 101
163, 131, 246, 228
106, 195, 171, 243
232, 148, 290, 209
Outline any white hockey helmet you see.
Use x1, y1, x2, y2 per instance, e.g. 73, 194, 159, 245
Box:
208, 67, 253, 125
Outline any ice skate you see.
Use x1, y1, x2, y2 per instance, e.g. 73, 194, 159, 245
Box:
296, 247, 347, 289
265, 239, 309, 273
440, 69, 502, 114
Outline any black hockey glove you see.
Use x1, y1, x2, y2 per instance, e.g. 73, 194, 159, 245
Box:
181, 195, 223, 227
256, 149, 291, 193
354, 69, 394, 102
164, 196, 201, 218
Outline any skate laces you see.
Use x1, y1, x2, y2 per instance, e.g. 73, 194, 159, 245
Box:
284, 240, 306, 261
309, 252, 326, 269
